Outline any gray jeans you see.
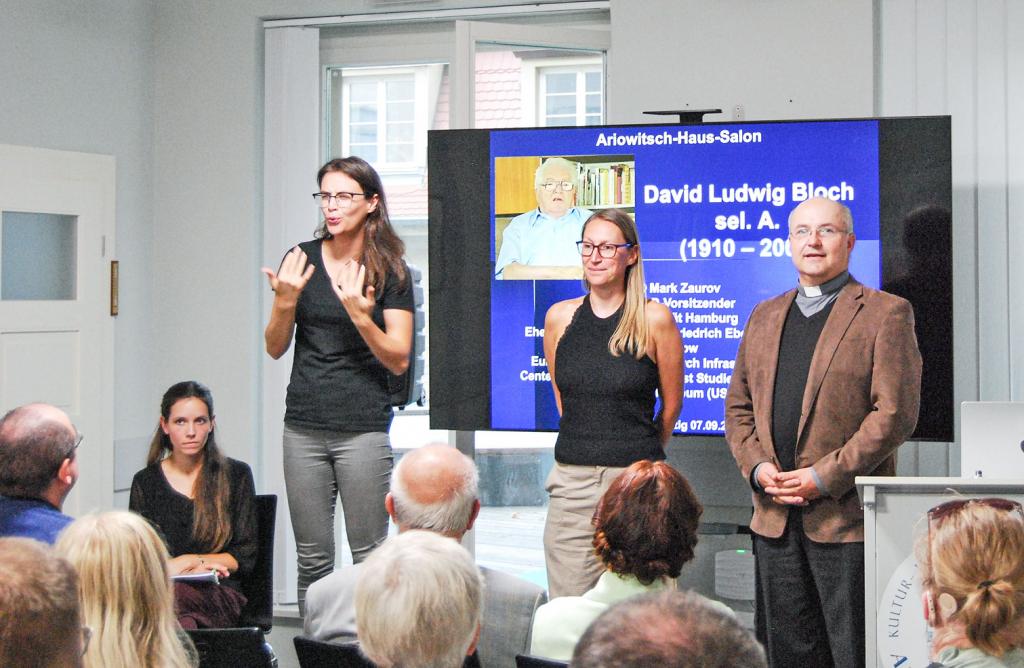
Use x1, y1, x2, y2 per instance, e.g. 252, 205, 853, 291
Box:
282, 424, 393, 612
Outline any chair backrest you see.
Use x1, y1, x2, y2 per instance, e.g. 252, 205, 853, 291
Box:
294, 637, 374, 668
293, 637, 482, 668
240, 494, 277, 632
187, 627, 275, 668
516, 655, 570, 668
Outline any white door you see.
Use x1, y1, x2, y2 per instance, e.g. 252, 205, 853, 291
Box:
0, 144, 115, 516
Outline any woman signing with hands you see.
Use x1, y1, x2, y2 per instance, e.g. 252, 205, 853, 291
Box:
262, 157, 413, 612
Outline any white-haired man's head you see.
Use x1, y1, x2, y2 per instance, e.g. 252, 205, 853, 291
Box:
356, 530, 484, 668
386, 444, 480, 539
533, 157, 579, 218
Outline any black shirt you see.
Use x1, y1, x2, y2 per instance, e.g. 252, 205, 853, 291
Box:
284, 239, 414, 432
554, 296, 664, 467
129, 458, 257, 589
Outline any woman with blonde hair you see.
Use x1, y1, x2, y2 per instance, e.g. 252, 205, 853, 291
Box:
918, 497, 1024, 667
542, 208, 683, 598
55, 510, 196, 668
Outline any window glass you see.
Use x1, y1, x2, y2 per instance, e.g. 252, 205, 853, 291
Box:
1, 211, 77, 300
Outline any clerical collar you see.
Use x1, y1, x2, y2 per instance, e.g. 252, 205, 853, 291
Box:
794, 271, 849, 317
798, 271, 849, 298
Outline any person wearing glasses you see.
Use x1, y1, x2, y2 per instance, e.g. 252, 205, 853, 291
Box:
725, 196, 922, 668
918, 498, 1024, 668
541, 208, 683, 598
495, 156, 593, 280
129, 381, 257, 628
0, 403, 81, 543
56, 511, 198, 668
0, 536, 87, 668
262, 156, 414, 612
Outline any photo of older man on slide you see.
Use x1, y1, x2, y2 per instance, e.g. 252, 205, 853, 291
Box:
495, 156, 592, 280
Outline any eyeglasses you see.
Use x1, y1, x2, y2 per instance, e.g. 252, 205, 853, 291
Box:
61, 431, 83, 465
790, 225, 848, 240
313, 191, 366, 208
539, 181, 575, 192
81, 625, 92, 656
577, 241, 634, 258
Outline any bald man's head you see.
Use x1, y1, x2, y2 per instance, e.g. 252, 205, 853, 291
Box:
388, 444, 480, 538
0, 404, 78, 500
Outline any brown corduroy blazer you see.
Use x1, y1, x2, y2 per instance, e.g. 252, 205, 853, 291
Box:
725, 279, 922, 543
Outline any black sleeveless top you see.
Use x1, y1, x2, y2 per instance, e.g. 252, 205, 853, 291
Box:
554, 296, 663, 467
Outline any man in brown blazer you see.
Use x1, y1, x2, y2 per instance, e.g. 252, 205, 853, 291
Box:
726, 197, 921, 668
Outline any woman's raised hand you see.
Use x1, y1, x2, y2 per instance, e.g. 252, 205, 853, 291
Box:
332, 260, 376, 321
261, 247, 315, 304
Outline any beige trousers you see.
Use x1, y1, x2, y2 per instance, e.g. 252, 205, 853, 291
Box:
542, 462, 628, 599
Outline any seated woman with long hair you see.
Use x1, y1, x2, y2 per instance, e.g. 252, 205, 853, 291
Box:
529, 459, 722, 661
918, 497, 1024, 668
130, 380, 257, 629
55, 511, 197, 668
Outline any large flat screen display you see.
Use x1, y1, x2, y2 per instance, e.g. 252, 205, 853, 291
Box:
428, 117, 952, 441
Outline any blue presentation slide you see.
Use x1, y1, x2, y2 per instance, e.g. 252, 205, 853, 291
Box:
489, 121, 880, 435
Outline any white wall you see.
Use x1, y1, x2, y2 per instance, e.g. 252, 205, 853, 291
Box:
0, 0, 157, 492
877, 0, 1024, 475
607, 0, 874, 124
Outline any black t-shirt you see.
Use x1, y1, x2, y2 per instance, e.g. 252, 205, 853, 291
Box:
554, 296, 663, 467
284, 239, 414, 432
129, 458, 257, 590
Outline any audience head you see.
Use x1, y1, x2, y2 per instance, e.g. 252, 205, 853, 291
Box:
0, 537, 83, 668
0, 403, 79, 508
917, 497, 1024, 657
571, 590, 766, 668
593, 460, 702, 584
148, 380, 232, 551
386, 444, 480, 539
356, 530, 483, 668
55, 511, 196, 668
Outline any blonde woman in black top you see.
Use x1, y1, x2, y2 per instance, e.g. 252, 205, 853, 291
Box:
542, 208, 683, 598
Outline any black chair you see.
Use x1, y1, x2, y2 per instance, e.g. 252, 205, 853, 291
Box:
240, 494, 277, 632
184, 495, 279, 668
516, 655, 570, 668
294, 637, 373, 668
187, 627, 275, 668
294, 637, 482, 668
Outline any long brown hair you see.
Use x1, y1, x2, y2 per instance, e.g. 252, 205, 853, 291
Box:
315, 156, 408, 294
147, 381, 232, 552
582, 209, 649, 359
